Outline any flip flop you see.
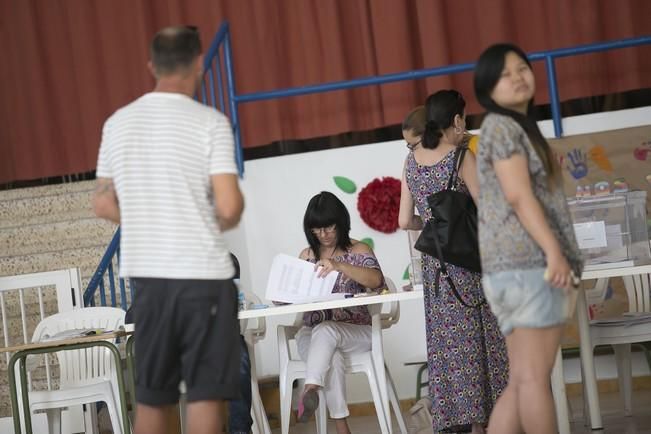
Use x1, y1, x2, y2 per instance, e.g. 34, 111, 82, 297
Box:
296, 388, 319, 423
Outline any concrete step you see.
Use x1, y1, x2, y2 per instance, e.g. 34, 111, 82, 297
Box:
1, 218, 116, 258
0, 188, 95, 230
0, 246, 108, 279
0, 181, 95, 202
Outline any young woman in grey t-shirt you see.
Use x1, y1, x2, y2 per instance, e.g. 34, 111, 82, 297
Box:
474, 43, 583, 434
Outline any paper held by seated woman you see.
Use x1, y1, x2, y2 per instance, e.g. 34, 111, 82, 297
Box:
265, 253, 346, 303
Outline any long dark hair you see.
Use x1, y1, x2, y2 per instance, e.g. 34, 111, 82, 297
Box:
303, 191, 352, 260
474, 43, 559, 186
422, 90, 466, 149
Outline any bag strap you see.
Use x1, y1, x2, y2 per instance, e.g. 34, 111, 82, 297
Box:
446, 146, 468, 191
427, 201, 484, 309
427, 145, 483, 308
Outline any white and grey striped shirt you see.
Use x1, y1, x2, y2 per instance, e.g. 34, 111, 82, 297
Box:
96, 92, 237, 280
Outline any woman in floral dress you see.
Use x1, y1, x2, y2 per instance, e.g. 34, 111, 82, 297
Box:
399, 91, 508, 434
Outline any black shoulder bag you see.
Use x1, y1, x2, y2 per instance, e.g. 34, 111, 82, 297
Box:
414, 147, 484, 308
414, 147, 481, 272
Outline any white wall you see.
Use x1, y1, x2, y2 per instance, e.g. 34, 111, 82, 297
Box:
231, 106, 651, 403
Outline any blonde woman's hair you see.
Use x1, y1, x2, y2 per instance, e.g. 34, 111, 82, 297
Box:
402, 106, 426, 137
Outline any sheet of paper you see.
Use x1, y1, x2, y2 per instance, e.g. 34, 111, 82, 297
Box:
265, 253, 340, 303
41, 328, 105, 342
573, 221, 608, 249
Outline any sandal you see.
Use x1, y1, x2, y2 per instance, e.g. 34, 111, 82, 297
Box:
297, 388, 319, 423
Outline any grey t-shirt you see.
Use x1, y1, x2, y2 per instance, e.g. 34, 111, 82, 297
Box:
477, 113, 583, 276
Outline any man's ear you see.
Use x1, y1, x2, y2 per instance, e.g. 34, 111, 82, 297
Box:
147, 61, 158, 80
195, 54, 204, 77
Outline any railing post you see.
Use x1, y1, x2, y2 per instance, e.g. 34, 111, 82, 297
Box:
215, 55, 226, 113
545, 55, 563, 138
84, 228, 121, 306
108, 262, 117, 308
208, 67, 217, 108
223, 26, 244, 177
201, 81, 208, 105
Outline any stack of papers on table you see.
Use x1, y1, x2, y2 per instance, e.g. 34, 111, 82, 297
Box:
265, 254, 341, 304
591, 312, 651, 327
41, 328, 106, 342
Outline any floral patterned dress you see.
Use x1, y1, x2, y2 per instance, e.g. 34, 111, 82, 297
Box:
405, 149, 508, 432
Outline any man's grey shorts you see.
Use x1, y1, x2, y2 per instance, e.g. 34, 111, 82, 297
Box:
131, 277, 241, 405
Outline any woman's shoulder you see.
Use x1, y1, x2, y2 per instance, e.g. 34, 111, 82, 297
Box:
299, 247, 314, 260
403, 151, 417, 169
481, 112, 523, 135
479, 113, 527, 154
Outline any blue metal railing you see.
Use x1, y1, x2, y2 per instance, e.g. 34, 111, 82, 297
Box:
83, 21, 650, 309
230, 34, 650, 140
83, 227, 133, 309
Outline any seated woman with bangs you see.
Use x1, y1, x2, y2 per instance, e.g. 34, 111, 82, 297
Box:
294, 191, 386, 434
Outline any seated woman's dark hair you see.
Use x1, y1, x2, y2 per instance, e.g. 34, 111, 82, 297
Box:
303, 191, 352, 260
422, 90, 466, 149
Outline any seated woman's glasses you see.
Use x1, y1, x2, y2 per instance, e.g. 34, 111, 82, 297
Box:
311, 224, 337, 235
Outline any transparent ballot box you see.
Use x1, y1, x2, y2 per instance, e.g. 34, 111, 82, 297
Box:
567, 191, 651, 270
407, 230, 424, 290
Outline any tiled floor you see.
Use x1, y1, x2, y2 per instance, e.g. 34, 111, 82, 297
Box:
273, 390, 651, 433
569, 389, 651, 434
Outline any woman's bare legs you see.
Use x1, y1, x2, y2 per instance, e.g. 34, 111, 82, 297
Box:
487, 326, 563, 434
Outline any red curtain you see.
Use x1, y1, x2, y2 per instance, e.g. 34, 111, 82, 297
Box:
1, 0, 650, 183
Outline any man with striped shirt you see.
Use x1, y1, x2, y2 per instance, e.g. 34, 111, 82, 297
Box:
93, 25, 244, 434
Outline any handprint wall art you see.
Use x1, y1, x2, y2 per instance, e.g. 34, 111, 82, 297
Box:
566, 148, 588, 180
633, 140, 651, 161
588, 144, 614, 172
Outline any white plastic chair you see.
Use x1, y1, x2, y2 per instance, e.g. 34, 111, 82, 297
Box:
580, 274, 651, 428
277, 277, 407, 434
179, 290, 271, 434
26, 307, 127, 434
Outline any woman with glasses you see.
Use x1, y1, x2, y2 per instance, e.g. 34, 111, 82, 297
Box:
294, 191, 385, 434
399, 91, 508, 434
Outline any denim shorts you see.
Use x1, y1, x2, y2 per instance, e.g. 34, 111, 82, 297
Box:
482, 267, 569, 336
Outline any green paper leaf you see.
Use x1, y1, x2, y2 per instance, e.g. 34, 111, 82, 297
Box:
360, 238, 374, 250
333, 176, 357, 194
403, 265, 410, 281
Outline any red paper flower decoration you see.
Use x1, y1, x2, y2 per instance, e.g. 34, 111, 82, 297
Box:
357, 177, 401, 233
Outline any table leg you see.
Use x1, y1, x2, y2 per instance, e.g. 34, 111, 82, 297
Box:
19, 354, 32, 434
126, 336, 136, 413
416, 363, 427, 401
6, 339, 133, 434
8, 352, 23, 434
371, 314, 391, 434
104, 341, 131, 434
